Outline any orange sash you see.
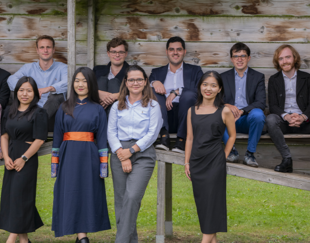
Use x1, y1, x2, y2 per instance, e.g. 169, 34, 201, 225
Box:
63, 132, 94, 142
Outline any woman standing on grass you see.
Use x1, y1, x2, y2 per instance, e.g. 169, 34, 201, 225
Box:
108, 65, 162, 243
51, 67, 110, 243
0, 77, 48, 243
184, 71, 236, 243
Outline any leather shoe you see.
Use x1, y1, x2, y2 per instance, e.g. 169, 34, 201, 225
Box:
76, 237, 90, 243
155, 128, 170, 151
274, 158, 293, 173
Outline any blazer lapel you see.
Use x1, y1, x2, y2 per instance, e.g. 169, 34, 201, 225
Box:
159, 64, 169, 84
275, 72, 286, 107
182, 62, 192, 89
228, 68, 236, 101
296, 70, 306, 96
245, 67, 254, 104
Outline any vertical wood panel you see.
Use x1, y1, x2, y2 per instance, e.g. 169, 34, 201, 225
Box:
87, 0, 95, 69
67, 0, 76, 97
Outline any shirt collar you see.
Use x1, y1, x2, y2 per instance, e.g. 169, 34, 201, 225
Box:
126, 95, 141, 107
109, 67, 115, 78
168, 62, 183, 74
282, 70, 297, 79
36, 59, 55, 72
235, 67, 248, 77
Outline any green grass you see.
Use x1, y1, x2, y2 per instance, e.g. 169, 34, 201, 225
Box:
1, 154, 310, 242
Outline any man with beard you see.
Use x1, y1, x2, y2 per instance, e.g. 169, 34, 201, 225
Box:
221, 42, 266, 167
266, 45, 310, 173
93, 37, 129, 116
7, 35, 67, 127
150, 36, 203, 153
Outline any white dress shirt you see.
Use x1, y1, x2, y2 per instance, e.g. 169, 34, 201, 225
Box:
163, 63, 184, 103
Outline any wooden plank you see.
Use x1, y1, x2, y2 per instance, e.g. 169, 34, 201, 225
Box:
99, 0, 310, 17
156, 161, 166, 243
0, 15, 87, 40
97, 16, 310, 43
87, 0, 95, 69
67, 0, 76, 97
165, 163, 173, 236
94, 42, 310, 69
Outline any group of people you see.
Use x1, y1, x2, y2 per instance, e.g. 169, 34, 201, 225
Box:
0, 34, 309, 243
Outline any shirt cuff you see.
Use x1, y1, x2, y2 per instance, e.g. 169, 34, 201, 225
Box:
136, 140, 146, 152
281, 113, 288, 120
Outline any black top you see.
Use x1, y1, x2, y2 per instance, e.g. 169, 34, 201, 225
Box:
93, 61, 129, 82
0, 68, 11, 110
2, 106, 48, 142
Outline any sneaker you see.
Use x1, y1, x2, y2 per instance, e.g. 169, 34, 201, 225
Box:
171, 137, 185, 154
226, 147, 239, 163
155, 129, 170, 151
243, 151, 259, 167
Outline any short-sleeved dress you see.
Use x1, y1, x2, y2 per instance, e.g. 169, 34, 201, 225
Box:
51, 98, 111, 237
189, 106, 227, 234
0, 107, 48, 233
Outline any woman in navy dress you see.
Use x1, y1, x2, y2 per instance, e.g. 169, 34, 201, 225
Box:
184, 71, 236, 243
0, 77, 48, 243
51, 67, 111, 243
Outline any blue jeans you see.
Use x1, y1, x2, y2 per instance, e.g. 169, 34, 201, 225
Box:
222, 108, 265, 153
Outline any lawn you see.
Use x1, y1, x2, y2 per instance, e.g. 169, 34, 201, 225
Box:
0, 154, 310, 242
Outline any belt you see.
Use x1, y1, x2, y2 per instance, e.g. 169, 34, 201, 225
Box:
63, 132, 94, 142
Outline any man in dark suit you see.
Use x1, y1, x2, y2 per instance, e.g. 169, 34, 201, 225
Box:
150, 36, 203, 153
93, 37, 129, 116
221, 42, 266, 167
266, 45, 310, 173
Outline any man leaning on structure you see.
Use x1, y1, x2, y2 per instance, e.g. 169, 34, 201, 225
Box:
266, 45, 310, 173
7, 35, 67, 130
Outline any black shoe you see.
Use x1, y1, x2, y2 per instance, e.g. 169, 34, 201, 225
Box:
172, 137, 185, 154
76, 237, 90, 243
274, 158, 293, 173
28, 240, 31, 243
76, 237, 79, 243
155, 128, 170, 151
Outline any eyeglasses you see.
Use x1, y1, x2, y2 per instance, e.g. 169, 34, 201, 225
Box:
232, 55, 248, 60
127, 78, 145, 84
109, 51, 126, 56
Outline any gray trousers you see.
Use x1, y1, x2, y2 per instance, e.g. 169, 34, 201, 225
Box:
110, 140, 156, 243
266, 114, 310, 158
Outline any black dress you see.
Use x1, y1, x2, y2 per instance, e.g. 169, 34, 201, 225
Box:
189, 106, 227, 234
0, 107, 48, 233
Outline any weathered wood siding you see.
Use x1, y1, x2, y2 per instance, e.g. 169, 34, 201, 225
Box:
0, 0, 309, 85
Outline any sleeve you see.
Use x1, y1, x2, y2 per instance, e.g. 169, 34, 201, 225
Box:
1, 106, 10, 135
51, 107, 64, 178
243, 73, 266, 113
107, 102, 123, 153
51, 64, 68, 94
33, 108, 48, 141
149, 69, 157, 82
7, 65, 28, 91
136, 101, 163, 152
194, 66, 203, 90
268, 76, 285, 117
0, 73, 11, 109
96, 106, 109, 178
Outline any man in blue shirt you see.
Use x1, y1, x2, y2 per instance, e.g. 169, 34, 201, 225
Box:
221, 42, 266, 167
7, 35, 67, 130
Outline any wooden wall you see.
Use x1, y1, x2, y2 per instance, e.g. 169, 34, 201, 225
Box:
1, 0, 310, 85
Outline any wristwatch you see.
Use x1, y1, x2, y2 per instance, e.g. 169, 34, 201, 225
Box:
170, 90, 178, 97
129, 147, 136, 155
21, 155, 28, 162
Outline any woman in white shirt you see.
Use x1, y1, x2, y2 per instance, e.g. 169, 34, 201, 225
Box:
108, 65, 162, 243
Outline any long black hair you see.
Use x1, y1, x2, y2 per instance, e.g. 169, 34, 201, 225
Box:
196, 71, 225, 109
62, 67, 100, 117
9, 76, 40, 120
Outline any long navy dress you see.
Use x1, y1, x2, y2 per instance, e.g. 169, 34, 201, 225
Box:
51, 98, 111, 237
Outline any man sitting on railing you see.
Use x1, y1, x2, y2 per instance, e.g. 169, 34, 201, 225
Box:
266, 45, 310, 173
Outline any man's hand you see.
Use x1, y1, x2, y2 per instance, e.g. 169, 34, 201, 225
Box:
121, 159, 132, 173
14, 158, 26, 172
152, 81, 166, 95
117, 148, 132, 161
225, 104, 240, 120
39, 86, 55, 98
99, 92, 118, 109
287, 113, 304, 127
166, 93, 177, 111
4, 157, 14, 170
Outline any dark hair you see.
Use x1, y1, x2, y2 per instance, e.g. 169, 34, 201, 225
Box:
118, 65, 156, 110
273, 44, 301, 71
62, 67, 100, 117
36, 35, 55, 48
107, 37, 128, 52
166, 36, 186, 50
196, 71, 225, 109
9, 76, 40, 121
230, 42, 250, 57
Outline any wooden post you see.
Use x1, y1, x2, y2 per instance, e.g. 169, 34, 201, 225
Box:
156, 161, 166, 243
87, 0, 95, 69
67, 0, 76, 97
165, 163, 173, 236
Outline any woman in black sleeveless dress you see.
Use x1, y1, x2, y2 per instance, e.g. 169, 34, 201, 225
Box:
0, 77, 48, 243
184, 71, 236, 243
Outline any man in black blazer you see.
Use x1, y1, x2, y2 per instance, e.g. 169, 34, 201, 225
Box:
221, 42, 266, 167
150, 36, 203, 153
266, 45, 310, 173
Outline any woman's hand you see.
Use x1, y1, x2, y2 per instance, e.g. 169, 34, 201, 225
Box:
117, 148, 132, 161
185, 164, 191, 181
121, 159, 132, 173
4, 157, 14, 170
14, 158, 26, 172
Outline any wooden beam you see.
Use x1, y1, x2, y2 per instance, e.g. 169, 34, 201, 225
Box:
156, 161, 166, 243
67, 0, 76, 97
165, 163, 173, 236
87, 0, 95, 69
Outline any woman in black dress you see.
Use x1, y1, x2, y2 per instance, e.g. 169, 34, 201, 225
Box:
0, 77, 48, 243
184, 71, 236, 243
